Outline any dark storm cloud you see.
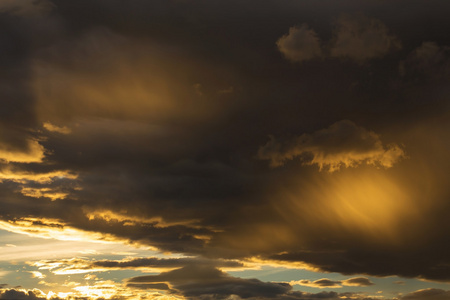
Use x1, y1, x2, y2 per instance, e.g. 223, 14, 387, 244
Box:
1, 0, 450, 294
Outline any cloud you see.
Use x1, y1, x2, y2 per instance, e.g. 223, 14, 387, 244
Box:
1, 0, 450, 292
399, 42, 450, 80
127, 265, 292, 299
342, 277, 374, 287
0, 139, 45, 163
330, 14, 401, 63
32, 256, 244, 275
0, 289, 46, 300
42, 122, 71, 134
0, 0, 54, 16
290, 277, 373, 289
290, 279, 342, 288
257, 120, 405, 171
401, 288, 450, 300
276, 24, 323, 63
277, 14, 400, 64
29, 271, 45, 279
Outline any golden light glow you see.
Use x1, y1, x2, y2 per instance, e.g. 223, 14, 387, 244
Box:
0, 218, 118, 243
0, 139, 45, 163
84, 209, 204, 229
43, 122, 71, 134
278, 169, 418, 243
21, 187, 68, 200
0, 168, 77, 184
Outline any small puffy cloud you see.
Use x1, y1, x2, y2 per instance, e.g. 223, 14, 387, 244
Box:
290, 278, 342, 288
29, 271, 45, 279
401, 288, 450, 300
330, 14, 401, 63
43, 122, 71, 134
342, 277, 374, 287
276, 24, 323, 63
257, 120, 405, 172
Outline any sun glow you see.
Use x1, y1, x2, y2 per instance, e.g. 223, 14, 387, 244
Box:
278, 169, 418, 243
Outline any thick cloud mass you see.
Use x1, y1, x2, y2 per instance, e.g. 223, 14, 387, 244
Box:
1, 0, 450, 298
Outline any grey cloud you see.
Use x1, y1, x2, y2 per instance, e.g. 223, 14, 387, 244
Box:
257, 120, 405, 171
399, 42, 450, 80
277, 14, 400, 64
276, 24, 323, 63
330, 14, 401, 62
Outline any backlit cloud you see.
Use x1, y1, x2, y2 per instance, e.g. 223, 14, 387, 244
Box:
290, 277, 374, 289
257, 120, 405, 171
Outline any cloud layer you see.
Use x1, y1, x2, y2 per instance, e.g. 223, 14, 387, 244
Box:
0, 0, 450, 298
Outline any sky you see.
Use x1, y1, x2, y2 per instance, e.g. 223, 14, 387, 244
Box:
0, 0, 450, 299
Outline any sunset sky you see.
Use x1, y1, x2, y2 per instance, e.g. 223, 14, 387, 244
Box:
1, 1, 450, 299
